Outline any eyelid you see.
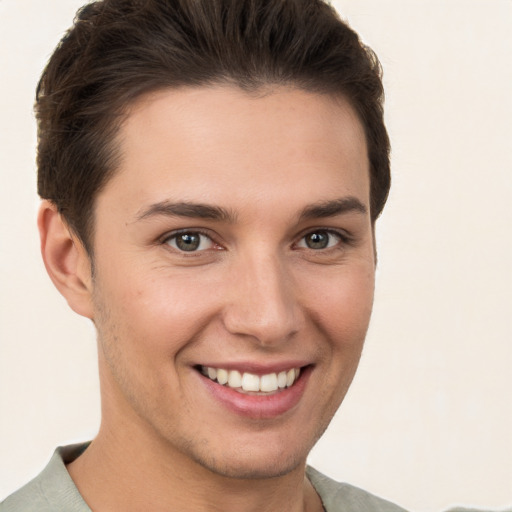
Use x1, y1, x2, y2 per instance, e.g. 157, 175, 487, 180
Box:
294, 227, 352, 249
160, 228, 222, 252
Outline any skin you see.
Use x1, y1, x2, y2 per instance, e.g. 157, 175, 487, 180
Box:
39, 85, 375, 512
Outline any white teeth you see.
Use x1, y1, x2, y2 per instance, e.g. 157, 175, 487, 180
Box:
201, 366, 302, 393
241, 372, 260, 392
216, 368, 228, 385
277, 371, 287, 389
260, 373, 278, 392
228, 370, 242, 388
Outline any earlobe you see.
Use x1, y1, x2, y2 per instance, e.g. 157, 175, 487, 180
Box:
38, 201, 94, 319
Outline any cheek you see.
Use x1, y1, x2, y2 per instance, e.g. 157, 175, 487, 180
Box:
299, 265, 375, 432
308, 264, 375, 352
97, 268, 221, 356
92, 270, 219, 407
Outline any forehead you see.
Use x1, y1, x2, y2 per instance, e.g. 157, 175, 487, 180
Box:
99, 85, 370, 219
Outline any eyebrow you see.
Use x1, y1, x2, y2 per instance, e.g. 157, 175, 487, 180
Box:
135, 196, 367, 223
298, 197, 367, 221
135, 201, 236, 222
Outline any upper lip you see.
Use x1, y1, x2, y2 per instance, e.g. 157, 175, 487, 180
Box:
195, 361, 311, 375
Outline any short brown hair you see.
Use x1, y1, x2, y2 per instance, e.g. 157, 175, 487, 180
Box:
36, 0, 390, 253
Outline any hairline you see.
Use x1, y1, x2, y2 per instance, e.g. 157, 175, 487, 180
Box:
75, 81, 374, 255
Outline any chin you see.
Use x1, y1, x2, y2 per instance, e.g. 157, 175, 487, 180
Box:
189, 447, 305, 480
174, 423, 328, 481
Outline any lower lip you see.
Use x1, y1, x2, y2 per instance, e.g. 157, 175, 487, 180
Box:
198, 367, 312, 420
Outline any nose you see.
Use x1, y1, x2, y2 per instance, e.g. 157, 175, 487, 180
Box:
221, 251, 301, 346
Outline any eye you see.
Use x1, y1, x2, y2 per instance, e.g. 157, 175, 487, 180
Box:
296, 230, 342, 250
164, 231, 215, 252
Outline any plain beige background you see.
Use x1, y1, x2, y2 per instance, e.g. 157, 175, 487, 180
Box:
0, 1, 511, 510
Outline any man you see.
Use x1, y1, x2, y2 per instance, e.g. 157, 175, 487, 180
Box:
0, 1, 401, 511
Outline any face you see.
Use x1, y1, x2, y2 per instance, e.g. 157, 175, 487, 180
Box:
89, 86, 375, 479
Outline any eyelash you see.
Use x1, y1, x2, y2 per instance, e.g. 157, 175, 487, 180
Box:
161, 229, 219, 253
160, 228, 352, 253
295, 229, 352, 251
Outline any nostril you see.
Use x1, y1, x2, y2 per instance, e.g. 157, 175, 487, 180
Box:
221, 306, 300, 346
221, 263, 300, 345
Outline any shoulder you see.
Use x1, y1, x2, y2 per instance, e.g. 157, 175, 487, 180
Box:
0, 444, 91, 512
307, 466, 409, 512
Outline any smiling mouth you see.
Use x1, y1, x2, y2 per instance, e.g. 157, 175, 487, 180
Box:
198, 366, 302, 395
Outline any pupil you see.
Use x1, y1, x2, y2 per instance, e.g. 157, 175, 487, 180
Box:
307, 232, 328, 249
177, 233, 200, 251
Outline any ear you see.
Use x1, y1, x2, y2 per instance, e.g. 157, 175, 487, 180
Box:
38, 201, 94, 319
